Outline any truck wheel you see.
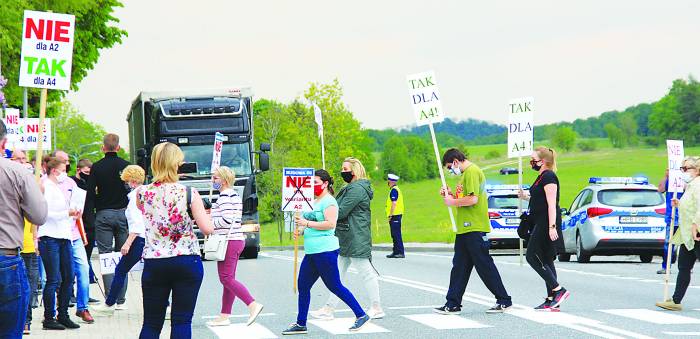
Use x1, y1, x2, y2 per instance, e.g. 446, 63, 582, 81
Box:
558, 253, 571, 262
241, 246, 259, 259
576, 234, 591, 263
640, 254, 653, 263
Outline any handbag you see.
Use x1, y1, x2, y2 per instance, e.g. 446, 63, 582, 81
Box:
203, 192, 234, 261
518, 212, 534, 240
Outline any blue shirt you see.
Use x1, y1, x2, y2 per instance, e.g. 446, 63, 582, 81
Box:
390, 187, 399, 202
302, 194, 340, 255
665, 181, 683, 225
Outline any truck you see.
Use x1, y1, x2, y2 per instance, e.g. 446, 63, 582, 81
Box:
126, 87, 270, 259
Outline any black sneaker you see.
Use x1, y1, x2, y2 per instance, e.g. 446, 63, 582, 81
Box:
282, 323, 308, 335
433, 305, 461, 315
349, 314, 371, 332
42, 319, 66, 330
88, 297, 101, 305
486, 303, 511, 313
551, 288, 570, 308
57, 316, 81, 329
386, 254, 405, 258
534, 298, 552, 311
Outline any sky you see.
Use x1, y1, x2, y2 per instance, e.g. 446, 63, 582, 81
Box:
66, 0, 700, 146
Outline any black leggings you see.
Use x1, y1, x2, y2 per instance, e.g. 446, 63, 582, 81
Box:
526, 224, 559, 295
672, 241, 700, 304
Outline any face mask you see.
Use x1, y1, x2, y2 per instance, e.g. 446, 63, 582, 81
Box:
314, 184, 325, 196
449, 162, 462, 176
213, 182, 222, 190
341, 171, 353, 183
57, 172, 68, 182
530, 159, 542, 171
682, 172, 694, 183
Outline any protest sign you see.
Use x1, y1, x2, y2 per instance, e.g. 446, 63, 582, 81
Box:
19, 10, 75, 90
3, 108, 21, 149
666, 140, 685, 194
10, 118, 52, 151
99, 252, 143, 275
211, 132, 225, 173
281, 168, 314, 212
507, 97, 534, 158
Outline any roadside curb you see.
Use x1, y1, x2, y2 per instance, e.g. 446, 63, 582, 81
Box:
262, 244, 455, 253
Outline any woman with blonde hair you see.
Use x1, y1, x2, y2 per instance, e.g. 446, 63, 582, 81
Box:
207, 166, 264, 327
135, 142, 214, 339
518, 147, 568, 311
311, 157, 384, 320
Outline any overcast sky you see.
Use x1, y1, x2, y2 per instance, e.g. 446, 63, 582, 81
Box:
66, 0, 700, 145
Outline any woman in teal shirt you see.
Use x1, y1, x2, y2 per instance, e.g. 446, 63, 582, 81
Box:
282, 169, 370, 335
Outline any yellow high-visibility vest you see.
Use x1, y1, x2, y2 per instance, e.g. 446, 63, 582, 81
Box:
386, 186, 404, 216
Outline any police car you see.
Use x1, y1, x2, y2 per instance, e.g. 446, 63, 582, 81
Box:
558, 177, 666, 263
486, 184, 530, 248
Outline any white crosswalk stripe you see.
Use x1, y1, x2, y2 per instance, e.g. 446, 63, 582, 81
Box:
599, 309, 700, 325
208, 323, 278, 339
403, 314, 491, 330
308, 317, 391, 335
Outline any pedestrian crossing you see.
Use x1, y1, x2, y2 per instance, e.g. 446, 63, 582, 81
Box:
205, 308, 700, 338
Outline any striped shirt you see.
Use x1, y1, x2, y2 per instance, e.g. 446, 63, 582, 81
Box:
211, 188, 245, 240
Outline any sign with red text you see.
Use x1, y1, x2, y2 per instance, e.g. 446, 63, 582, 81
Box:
281, 168, 314, 212
507, 97, 535, 158
3, 108, 21, 148
11, 118, 52, 151
407, 71, 444, 126
211, 132, 225, 173
667, 140, 685, 194
19, 10, 75, 90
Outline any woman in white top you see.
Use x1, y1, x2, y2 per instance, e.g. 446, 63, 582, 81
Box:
135, 142, 214, 339
93, 165, 147, 315
206, 166, 263, 327
38, 158, 82, 330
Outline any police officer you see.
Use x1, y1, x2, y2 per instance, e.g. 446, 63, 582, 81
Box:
386, 174, 405, 258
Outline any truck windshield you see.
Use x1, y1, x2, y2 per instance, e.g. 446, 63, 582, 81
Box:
179, 143, 252, 177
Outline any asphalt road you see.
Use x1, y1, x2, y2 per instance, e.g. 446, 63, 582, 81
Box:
189, 250, 700, 338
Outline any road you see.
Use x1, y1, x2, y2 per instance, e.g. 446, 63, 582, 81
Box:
190, 250, 700, 339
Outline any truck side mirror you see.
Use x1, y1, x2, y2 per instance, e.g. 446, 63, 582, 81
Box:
258, 152, 270, 172
260, 143, 271, 152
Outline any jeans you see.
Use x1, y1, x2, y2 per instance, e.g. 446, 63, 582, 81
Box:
218, 240, 254, 314
672, 241, 700, 304
661, 224, 678, 270
95, 209, 129, 304
21, 253, 40, 326
106, 237, 145, 306
446, 232, 512, 307
140, 255, 203, 339
326, 256, 380, 309
298, 250, 364, 326
0, 255, 30, 339
526, 225, 560, 293
390, 215, 405, 255
71, 238, 91, 311
85, 226, 97, 283
39, 237, 74, 321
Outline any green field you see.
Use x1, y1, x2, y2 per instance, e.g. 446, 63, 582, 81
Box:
261, 139, 699, 246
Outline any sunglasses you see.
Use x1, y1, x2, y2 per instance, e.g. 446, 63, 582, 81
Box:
680, 166, 696, 172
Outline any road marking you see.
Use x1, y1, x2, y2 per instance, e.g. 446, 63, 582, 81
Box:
308, 317, 390, 335
207, 323, 278, 339
600, 309, 700, 324
202, 313, 276, 319
388, 305, 442, 310
403, 314, 491, 329
663, 332, 700, 336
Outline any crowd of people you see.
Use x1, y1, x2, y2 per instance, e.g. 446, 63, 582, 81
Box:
1, 116, 699, 338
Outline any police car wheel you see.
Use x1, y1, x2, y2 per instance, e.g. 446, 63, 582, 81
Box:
558, 253, 571, 262
576, 234, 591, 263
640, 254, 653, 263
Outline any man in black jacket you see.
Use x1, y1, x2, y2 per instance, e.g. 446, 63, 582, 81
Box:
86, 134, 130, 308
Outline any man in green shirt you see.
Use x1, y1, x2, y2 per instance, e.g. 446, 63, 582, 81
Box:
434, 148, 512, 315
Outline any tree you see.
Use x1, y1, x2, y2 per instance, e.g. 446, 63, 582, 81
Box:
0, 0, 127, 117
551, 126, 577, 151
618, 113, 639, 146
604, 123, 625, 148
649, 77, 700, 145
52, 101, 107, 165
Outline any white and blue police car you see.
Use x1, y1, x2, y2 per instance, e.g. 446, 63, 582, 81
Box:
486, 184, 530, 248
558, 177, 666, 263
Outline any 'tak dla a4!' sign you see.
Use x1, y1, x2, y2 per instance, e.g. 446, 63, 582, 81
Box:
281, 168, 314, 212
99, 252, 143, 275
407, 71, 444, 126
19, 10, 75, 90
507, 97, 534, 158
667, 140, 685, 194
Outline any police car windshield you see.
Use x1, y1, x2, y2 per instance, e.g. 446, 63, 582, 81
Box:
488, 195, 520, 209
597, 189, 664, 207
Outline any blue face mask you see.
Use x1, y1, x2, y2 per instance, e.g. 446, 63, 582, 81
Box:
213, 182, 222, 190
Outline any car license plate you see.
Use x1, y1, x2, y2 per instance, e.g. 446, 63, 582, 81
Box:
619, 216, 648, 224
505, 218, 520, 225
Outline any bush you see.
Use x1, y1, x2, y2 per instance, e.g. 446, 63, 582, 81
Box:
484, 149, 501, 160
577, 140, 597, 152
643, 136, 661, 147
552, 126, 578, 151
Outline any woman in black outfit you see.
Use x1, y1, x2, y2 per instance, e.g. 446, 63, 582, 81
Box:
518, 146, 569, 311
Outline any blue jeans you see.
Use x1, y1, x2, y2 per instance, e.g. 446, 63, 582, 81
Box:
662, 224, 678, 270
21, 253, 40, 326
71, 238, 91, 311
140, 255, 203, 339
297, 250, 365, 326
106, 237, 145, 306
390, 215, 405, 255
39, 237, 74, 320
446, 232, 512, 307
0, 255, 30, 338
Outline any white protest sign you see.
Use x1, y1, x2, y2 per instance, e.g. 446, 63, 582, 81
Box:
507, 97, 534, 158
69, 187, 87, 211
99, 252, 143, 275
667, 140, 685, 194
3, 108, 21, 148
407, 71, 444, 126
19, 11, 75, 90
211, 132, 225, 173
9, 118, 52, 151
281, 168, 314, 212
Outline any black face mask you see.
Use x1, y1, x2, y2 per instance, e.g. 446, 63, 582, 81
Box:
530, 159, 542, 171
341, 171, 354, 183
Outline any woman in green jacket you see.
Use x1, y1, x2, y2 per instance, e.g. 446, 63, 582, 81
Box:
310, 157, 385, 320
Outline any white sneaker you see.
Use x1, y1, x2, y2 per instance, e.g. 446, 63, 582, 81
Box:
247, 302, 264, 326
91, 303, 116, 317
165, 306, 171, 320
367, 307, 386, 319
115, 303, 128, 311
309, 306, 334, 320
206, 316, 231, 327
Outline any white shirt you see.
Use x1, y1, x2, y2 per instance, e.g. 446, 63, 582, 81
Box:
125, 189, 145, 237
38, 180, 74, 240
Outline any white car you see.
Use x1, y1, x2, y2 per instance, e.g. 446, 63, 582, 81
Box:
486, 184, 529, 248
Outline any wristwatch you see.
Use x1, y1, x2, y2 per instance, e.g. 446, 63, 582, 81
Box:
549, 225, 556, 229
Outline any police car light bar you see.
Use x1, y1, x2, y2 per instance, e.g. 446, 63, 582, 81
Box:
588, 177, 648, 185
